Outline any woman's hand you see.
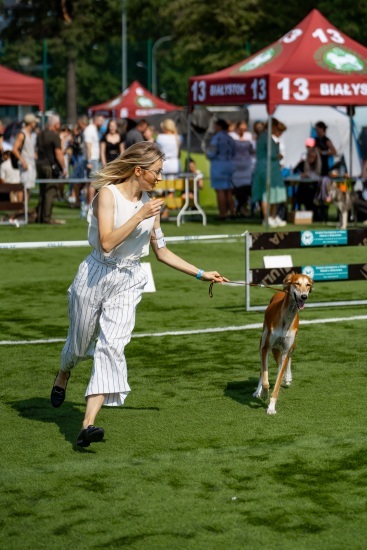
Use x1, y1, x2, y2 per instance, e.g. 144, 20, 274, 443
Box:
201, 271, 229, 283
138, 198, 164, 220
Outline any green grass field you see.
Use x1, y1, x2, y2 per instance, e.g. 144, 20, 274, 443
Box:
1, 200, 367, 549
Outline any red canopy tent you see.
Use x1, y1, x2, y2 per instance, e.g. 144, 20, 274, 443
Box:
89, 80, 181, 119
188, 8, 367, 223
188, 8, 367, 114
0, 65, 44, 111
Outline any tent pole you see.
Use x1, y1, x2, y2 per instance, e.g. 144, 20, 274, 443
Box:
265, 114, 272, 230
349, 107, 353, 176
122, 0, 127, 92
186, 110, 192, 171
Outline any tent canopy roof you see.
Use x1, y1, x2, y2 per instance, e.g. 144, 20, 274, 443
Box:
189, 9, 367, 113
0, 64, 44, 111
89, 81, 181, 119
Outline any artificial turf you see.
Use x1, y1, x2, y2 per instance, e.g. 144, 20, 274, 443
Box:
1, 201, 367, 549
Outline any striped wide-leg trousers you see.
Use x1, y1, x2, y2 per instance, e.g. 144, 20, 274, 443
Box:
60, 250, 148, 406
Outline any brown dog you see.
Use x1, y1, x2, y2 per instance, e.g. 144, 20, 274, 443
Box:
253, 272, 314, 414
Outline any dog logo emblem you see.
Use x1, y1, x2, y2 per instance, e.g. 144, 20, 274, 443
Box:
302, 266, 315, 279
325, 47, 363, 72
301, 231, 314, 246
136, 97, 155, 108
315, 45, 366, 74
234, 44, 282, 74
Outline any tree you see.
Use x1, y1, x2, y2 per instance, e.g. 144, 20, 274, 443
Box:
1, 0, 121, 122
2, 0, 367, 119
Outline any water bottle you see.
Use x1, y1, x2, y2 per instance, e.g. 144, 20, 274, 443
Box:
80, 188, 87, 219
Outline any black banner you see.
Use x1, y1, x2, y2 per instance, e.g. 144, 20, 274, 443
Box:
250, 229, 367, 251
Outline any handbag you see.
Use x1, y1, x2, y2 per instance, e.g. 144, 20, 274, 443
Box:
51, 163, 62, 179
40, 130, 62, 179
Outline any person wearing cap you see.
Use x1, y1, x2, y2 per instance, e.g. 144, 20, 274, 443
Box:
12, 113, 38, 202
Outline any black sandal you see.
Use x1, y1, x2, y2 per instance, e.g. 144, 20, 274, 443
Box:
77, 425, 105, 448
50, 371, 71, 408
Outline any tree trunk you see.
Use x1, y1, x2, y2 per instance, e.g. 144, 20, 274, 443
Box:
66, 49, 77, 125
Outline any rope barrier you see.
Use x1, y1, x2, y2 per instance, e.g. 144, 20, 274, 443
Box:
0, 233, 247, 250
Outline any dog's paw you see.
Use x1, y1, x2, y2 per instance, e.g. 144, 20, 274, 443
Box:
267, 398, 277, 414
281, 379, 292, 387
253, 388, 268, 399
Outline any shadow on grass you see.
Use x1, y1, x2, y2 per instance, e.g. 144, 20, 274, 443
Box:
8, 397, 89, 452
224, 379, 267, 410
8, 398, 161, 452
123, 406, 160, 411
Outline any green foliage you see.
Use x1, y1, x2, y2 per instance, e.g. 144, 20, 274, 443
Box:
1, 0, 122, 117
165, 0, 260, 72
2, 1, 367, 115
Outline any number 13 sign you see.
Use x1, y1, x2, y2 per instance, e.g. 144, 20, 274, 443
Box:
276, 77, 310, 102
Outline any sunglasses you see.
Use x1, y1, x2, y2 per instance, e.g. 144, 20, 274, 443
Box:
143, 168, 163, 177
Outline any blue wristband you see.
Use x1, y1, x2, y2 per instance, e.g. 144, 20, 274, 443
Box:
196, 269, 204, 280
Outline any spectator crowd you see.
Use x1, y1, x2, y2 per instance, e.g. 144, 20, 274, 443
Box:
0, 112, 367, 226
206, 116, 367, 226
0, 114, 184, 224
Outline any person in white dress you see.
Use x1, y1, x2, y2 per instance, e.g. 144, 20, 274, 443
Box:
155, 119, 181, 219
12, 113, 38, 203
50, 141, 227, 448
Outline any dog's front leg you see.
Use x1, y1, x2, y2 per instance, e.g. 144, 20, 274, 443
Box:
282, 358, 293, 386
340, 210, 348, 229
267, 353, 290, 415
253, 345, 269, 399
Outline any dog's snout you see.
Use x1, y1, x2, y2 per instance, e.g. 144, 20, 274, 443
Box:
301, 294, 308, 300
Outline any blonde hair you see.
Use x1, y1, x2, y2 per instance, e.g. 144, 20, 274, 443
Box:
304, 147, 322, 175
160, 118, 178, 135
92, 141, 165, 189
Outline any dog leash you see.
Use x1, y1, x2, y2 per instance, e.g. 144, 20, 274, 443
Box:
208, 280, 288, 298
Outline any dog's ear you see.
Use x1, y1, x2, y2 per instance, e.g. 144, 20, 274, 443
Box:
282, 272, 294, 287
306, 275, 314, 293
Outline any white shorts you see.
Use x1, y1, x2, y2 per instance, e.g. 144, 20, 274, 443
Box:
20, 164, 36, 189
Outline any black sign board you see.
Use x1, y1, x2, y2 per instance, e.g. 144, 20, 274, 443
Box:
250, 229, 367, 251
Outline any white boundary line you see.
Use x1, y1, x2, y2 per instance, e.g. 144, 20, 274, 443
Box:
1, 315, 367, 346
0, 234, 246, 250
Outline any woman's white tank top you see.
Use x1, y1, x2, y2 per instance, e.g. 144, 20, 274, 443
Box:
88, 184, 154, 260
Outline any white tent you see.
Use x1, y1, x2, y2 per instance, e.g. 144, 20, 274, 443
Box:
247, 105, 361, 176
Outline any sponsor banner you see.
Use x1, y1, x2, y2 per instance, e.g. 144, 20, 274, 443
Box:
301, 264, 348, 281
250, 230, 367, 250
300, 230, 347, 246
